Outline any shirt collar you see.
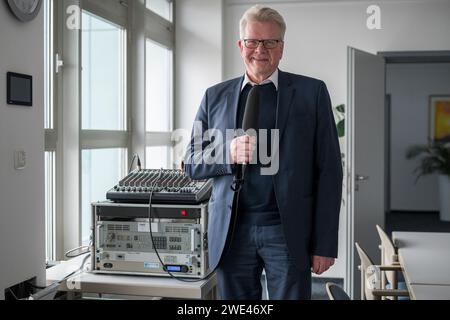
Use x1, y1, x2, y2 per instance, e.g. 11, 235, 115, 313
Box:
241, 69, 279, 92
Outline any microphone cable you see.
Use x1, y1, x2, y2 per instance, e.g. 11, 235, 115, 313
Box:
148, 169, 217, 283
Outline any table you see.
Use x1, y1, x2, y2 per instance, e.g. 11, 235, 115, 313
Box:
46, 254, 217, 300
410, 285, 450, 300
392, 231, 450, 300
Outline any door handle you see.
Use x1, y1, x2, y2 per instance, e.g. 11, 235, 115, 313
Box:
355, 174, 369, 191
355, 174, 369, 181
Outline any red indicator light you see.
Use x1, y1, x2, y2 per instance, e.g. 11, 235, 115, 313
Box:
181, 210, 187, 216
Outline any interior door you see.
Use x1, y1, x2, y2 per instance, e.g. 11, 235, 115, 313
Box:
347, 47, 386, 299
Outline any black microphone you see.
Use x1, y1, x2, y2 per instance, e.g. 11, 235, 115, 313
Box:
242, 85, 260, 133
232, 85, 260, 192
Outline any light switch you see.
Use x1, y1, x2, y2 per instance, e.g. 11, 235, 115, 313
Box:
14, 150, 26, 170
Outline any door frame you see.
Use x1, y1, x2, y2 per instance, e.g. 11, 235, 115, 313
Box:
345, 47, 356, 296
380, 50, 450, 217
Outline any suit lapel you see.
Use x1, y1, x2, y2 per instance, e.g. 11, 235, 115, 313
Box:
228, 76, 244, 130
276, 70, 295, 140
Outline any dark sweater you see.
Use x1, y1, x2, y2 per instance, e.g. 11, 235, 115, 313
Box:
236, 82, 281, 226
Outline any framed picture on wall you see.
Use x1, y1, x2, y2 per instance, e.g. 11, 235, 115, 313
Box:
429, 95, 450, 143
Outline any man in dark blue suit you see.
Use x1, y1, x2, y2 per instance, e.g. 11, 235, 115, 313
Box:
184, 5, 342, 300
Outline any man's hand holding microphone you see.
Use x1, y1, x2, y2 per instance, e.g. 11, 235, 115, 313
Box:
230, 135, 257, 165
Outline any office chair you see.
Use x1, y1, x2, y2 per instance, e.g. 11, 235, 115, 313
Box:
375, 225, 408, 299
325, 283, 351, 300
355, 242, 409, 300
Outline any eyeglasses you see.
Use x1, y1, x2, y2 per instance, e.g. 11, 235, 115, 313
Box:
243, 39, 282, 49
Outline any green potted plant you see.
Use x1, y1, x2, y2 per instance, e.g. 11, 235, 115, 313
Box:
406, 142, 450, 221
333, 104, 345, 206
333, 104, 345, 139
333, 104, 345, 160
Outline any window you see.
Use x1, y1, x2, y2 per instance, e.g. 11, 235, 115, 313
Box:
82, 11, 126, 131
80, 11, 127, 242
146, 40, 171, 132
44, 0, 54, 131
146, 0, 172, 22
146, 146, 171, 169
81, 149, 126, 243
48, 0, 175, 257
44, 0, 55, 262
145, 39, 173, 169
44, 151, 55, 261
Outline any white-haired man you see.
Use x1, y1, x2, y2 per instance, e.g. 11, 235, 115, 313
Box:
185, 5, 342, 300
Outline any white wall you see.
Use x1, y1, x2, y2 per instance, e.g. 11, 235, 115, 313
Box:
175, 0, 224, 132
224, 0, 450, 113
388, 63, 450, 211
0, 2, 45, 299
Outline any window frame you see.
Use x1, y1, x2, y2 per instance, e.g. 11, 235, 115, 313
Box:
145, 0, 173, 23
44, 0, 56, 262
44, 151, 56, 262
